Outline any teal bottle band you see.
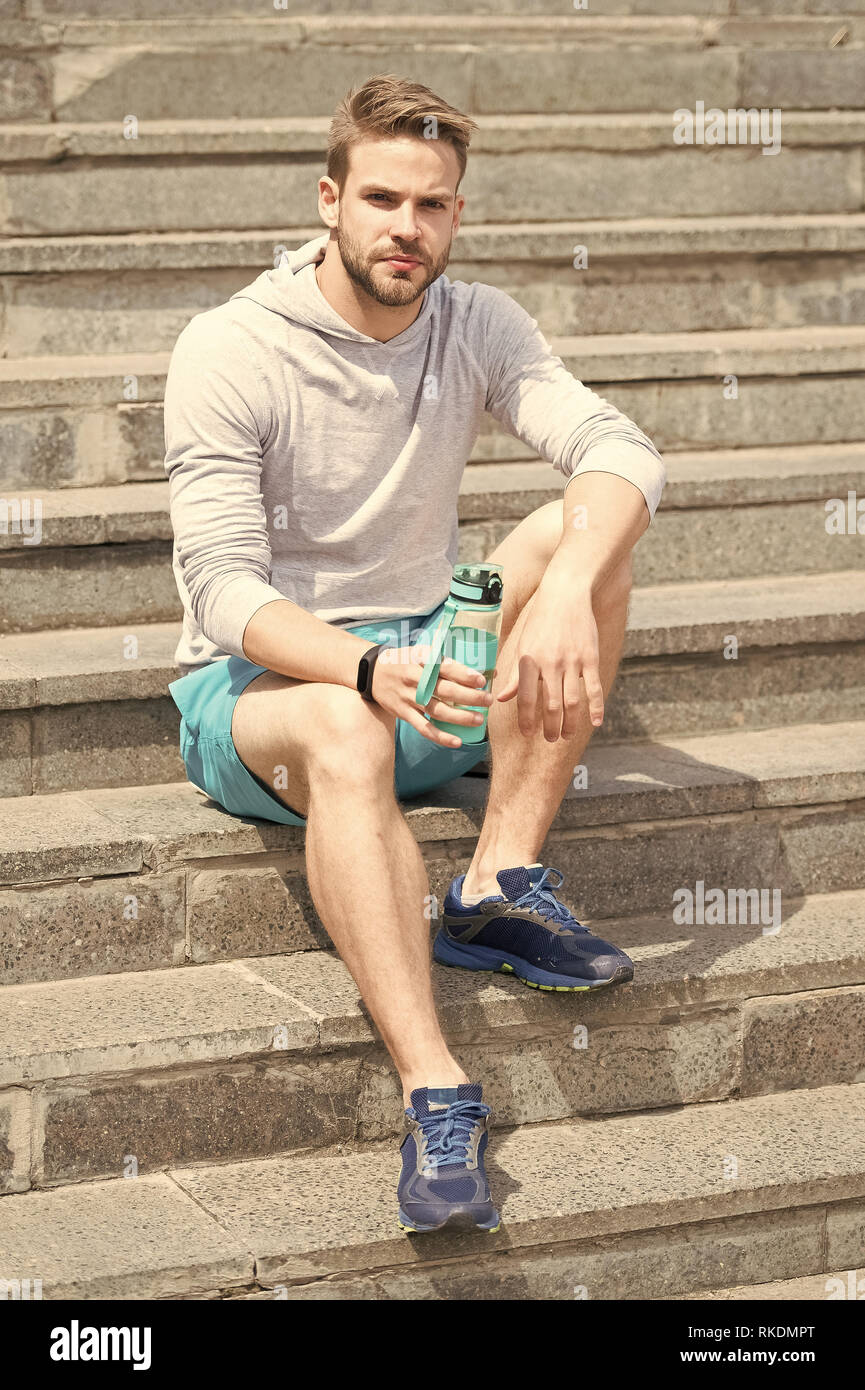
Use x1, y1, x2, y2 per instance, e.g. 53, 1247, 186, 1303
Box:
415, 598, 458, 708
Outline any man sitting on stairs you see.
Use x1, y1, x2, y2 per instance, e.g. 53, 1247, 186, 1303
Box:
164, 74, 666, 1235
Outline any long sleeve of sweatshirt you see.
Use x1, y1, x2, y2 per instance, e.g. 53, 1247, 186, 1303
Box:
164, 315, 289, 659
482, 290, 666, 515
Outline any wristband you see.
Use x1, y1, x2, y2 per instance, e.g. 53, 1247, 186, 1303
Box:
356, 644, 384, 703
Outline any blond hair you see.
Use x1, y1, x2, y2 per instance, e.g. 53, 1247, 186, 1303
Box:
327, 74, 478, 190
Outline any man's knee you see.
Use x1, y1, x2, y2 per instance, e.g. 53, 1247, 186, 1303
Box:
308, 683, 397, 780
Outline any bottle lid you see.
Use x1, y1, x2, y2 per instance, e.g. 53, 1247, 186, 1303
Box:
449, 563, 504, 607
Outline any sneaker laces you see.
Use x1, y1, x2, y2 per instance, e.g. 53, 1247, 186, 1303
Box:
415, 1100, 490, 1168
510, 866, 582, 930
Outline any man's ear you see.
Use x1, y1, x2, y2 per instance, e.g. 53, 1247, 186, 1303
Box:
452, 192, 465, 237
318, 175, 340, 229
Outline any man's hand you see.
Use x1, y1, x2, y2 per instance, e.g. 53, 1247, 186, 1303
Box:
494, 580, 603, 742
373, 645, 494, 748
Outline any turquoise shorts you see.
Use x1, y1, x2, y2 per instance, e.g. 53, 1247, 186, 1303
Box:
167, 598, 489, 827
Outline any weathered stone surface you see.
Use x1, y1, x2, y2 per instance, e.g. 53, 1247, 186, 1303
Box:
356, 1010, 741, 1136
31, 697, 183, 793
0, 788, 145, 885
0, 1088, 30, 1195
633, 720, 865, 808
54, 46, 472, 123
266, 1206, 826, 1300
0, 56, 50, 121
778, 804, 865, 899
685, 1268, 865, 1300
172, 1083, 865, 1281
0, 712, 30, 796
435, 813, 777, 921
238, 951, 371, 1047
187, 863, 327, 963
826, 1197, 865, 1272
462, 148, 859, 224
0, 619, 178, 706
634, 503, 865, 586
8, 252, 865, 354
0, 962, 318, 1085
0, 541, 179, 634
186, 883, 865, 1031
2, 266, 243, 358
475, 45, 738, 113
0, 408, 123, 492
35, 1056, 364, 1185
743, 49, 865, 109
72, 781, 301, 869
0, 481, 171, 552
1, 147, 857, 238
603, 645, 865, 744
3, 216, 865, 278
354, 1208, 825, 1302
590, 374, 865, 453
0, 1174, 253, 1299
743, 986, 865, 1095
594, 888, 865, 1013
0, 870, 185, 985
624, 570, 865, 659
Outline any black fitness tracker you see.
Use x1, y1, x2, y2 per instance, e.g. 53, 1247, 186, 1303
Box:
356, 644, 384, 703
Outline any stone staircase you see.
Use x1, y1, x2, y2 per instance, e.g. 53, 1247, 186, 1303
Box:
1, 0, 864, 1300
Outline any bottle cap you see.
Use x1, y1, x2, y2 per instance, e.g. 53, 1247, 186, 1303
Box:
449, 563, 504, 607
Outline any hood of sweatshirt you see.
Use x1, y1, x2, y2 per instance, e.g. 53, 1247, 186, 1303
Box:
229, 231, 436, 348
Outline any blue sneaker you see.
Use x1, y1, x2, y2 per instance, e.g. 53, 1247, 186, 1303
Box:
433, 863, 634, 991
397, 1083, 500, 1234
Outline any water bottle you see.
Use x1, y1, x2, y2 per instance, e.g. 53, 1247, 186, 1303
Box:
415, 562, 504, 743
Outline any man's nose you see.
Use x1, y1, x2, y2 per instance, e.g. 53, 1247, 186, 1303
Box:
389, 206, 421, 241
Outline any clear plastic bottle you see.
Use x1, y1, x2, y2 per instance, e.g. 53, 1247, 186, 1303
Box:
415, 562, 504, 743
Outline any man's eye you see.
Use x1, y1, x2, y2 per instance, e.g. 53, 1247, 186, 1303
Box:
424, 201, 445, 210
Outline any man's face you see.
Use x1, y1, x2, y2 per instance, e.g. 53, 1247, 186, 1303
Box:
332, 136, 463, 308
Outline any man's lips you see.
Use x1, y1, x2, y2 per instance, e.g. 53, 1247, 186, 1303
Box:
381, 254, 422, 268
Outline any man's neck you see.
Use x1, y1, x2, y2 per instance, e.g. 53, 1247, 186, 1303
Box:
314, 245, 424, 344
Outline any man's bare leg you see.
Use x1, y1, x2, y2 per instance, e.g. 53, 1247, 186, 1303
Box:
231, 678, 468, 1106
463, 503, 633, 897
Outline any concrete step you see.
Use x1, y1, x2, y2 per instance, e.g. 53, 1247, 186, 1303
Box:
6, 112, 864, 165
7, 14, 865, 54
0, 1082, 862, 1298
0, 887, 863, 1194
680, 1266, 865, 1298
1, 569, 863, 796
3, 446, 864, 628
3, 329, 865, 490
6, 214, 865, 354
16, 0, 865, 19
0, 717, 863, 980
5, 14, 864, 123
2, 112, 862, 234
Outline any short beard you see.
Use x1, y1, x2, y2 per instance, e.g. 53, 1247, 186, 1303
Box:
336, 218, 451, 307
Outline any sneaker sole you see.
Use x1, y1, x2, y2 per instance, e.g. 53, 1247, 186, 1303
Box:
433, 928, 633, 991
397, 1207, 501, 1234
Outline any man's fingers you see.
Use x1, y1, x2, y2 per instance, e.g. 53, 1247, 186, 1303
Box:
426, 694, 486, 727
583, 660, 605, 727
516, 656, 541, 736
405, 707, 463, 748
561, 665, 584, 740
442, 655, 487, 691
541, 667, 565, 743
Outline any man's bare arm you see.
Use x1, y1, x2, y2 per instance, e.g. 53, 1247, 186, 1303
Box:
546, 470, 650, 595
241, 598, 374, 687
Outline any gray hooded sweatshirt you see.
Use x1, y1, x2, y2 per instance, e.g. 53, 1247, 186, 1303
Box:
164, 232, 665, 675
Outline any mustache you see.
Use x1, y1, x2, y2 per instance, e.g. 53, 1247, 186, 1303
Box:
377, 248, 426, 262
